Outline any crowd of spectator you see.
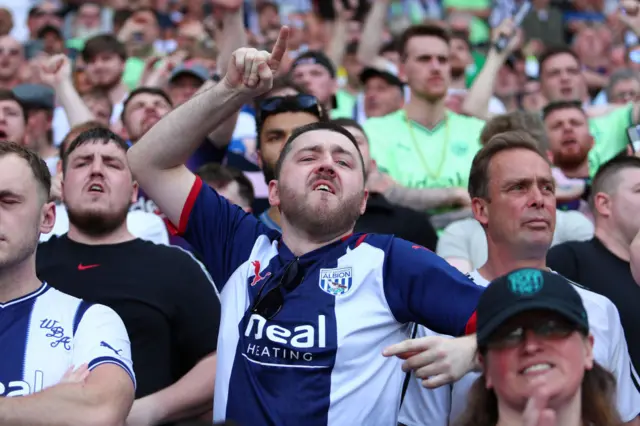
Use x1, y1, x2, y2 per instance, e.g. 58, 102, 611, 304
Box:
2, 0, 640, 425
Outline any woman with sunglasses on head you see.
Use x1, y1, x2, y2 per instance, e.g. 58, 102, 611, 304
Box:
456, 268, 622, 426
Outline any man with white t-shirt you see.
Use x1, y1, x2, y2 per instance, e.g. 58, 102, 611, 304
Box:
399, 131, 640, 426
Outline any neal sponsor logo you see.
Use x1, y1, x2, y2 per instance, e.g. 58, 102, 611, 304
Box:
0, 370, 44, 397
244, 314, 326, 363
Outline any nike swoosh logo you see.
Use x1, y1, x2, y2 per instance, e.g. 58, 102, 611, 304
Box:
78, 264, 100, 271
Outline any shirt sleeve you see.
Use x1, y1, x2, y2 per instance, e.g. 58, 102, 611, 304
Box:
383, 238, 483, 336
172, 252, 221, 376
72, 304, 136, 389
169, 176, 274, 287
606, 300, 640, 421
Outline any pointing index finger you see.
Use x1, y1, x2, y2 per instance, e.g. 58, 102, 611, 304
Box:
382, 338, 432, 357
267, 26, 290, 71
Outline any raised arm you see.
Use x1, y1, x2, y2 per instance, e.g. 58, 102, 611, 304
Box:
40, 55, 94, 127
461, 19, 518, 120
356, 0, 391, 66
206, 0, 248, 148
127, 27, 290, 227
325, 0, 357, 68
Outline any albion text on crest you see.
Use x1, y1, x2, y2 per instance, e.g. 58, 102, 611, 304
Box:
318, 267, 353, 296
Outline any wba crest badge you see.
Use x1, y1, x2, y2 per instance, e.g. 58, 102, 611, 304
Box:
319, 267, 353, 296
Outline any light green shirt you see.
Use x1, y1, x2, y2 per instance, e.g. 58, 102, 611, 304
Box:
363, 109, 484, 190
588, 103, 634, 176
331, 90, 357, 119
442, 0, 490, 44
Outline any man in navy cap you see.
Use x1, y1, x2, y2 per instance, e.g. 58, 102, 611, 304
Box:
289, 51, 351, 118
167, 63, 210, 107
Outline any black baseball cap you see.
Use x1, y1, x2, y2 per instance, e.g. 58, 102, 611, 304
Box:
289, 51, 338, 110
476, 268, 589, 349
290, 51, 336, 78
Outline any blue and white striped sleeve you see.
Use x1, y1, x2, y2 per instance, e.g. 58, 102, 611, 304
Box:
72, 304, 136, 389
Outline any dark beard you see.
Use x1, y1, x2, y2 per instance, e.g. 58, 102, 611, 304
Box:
278, 181, 364, 240
553, 147, 590, 171
66, 205, 129, 237
450, 66, 465, 79
95, 72, 122, 92
261, 159, 276, 185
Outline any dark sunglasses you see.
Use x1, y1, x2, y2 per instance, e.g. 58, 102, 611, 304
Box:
257, 94, 322, 122
486, 318, 579, 350
250, 260, 304, 320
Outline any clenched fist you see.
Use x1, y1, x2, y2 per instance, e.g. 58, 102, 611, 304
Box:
221, 26, 289, 96
39, 54, 72, 88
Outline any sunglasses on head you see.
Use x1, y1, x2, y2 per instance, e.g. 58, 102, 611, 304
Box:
486, 318, 580, 350
257, 94, 322, 122
250, 260, 305, 320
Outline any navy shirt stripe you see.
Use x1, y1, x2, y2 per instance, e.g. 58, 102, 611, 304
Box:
0, 299, 38, 394
72, 301, 92, 336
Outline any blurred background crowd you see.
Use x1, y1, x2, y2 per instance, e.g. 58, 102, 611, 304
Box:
3, 0, 640, 424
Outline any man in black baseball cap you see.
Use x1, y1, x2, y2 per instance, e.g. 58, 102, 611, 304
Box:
476, 268, 589, 351
289, 50, 346, 116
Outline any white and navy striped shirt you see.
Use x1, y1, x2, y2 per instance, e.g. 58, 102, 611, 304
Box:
0, 283, 135, 396
171, 177, 483, 426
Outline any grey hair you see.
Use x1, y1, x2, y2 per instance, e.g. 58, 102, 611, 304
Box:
605, 68, 640, 100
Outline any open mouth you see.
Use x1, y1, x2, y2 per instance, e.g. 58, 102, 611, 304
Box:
520, 363, 554, 375
312, 181, 335, 194
0, 130, 8, 139
561, 138, 578, 147
560, 87, 573, 96
88, 183, 105, 193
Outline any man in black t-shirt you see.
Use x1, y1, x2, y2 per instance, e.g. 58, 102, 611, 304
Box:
548, 156, 640, 376
36, 127, 221, 426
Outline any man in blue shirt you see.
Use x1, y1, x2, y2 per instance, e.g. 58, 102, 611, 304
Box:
128, 27, 482, 426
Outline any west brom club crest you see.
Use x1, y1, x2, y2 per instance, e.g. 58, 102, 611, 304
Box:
318, 267, 353, 296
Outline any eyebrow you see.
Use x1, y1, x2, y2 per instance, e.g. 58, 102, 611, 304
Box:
72, 153, 124, 163
0, 190, 24, 200
297, 144, 356, 159
502, 176, 554, 188
264, 128, 286, 135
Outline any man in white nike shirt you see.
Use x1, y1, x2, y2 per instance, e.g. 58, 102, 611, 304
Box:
399, 130, 640, 426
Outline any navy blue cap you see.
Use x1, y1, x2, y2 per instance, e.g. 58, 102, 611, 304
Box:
169, 63, 209, 83
13, 84, 55, 110
476, 268, 589, 349
290, 51, 336, 78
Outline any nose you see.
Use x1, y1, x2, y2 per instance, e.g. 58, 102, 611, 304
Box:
89, 158, 104, 175
528, 184, 545, 208
298, 74, 313, 88
316, 159, 337, 177
522, 329, 544, 354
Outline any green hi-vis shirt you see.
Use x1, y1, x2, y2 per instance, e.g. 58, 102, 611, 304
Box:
588, 103, 634, 176
363, 109, 485, 190
331, 90, 357, 119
